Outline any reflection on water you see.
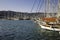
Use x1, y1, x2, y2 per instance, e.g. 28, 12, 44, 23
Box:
0, 20, 59, 40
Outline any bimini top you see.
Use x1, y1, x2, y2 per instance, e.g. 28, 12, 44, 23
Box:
42, 17, 57, 22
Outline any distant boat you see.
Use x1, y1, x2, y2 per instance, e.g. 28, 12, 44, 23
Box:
13, 18, 19, 20
24, 18, 30, 20
19, 18, 24, 20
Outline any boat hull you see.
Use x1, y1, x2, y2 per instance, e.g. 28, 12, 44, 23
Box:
40, 25, 60, 32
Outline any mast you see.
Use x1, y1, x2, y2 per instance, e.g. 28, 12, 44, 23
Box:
57, 0, 60, 17
46, 0, 50, 17
51, 0, 55, 17
44, 0, 46, 17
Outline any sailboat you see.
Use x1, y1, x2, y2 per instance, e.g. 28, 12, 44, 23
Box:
35, 0, 60, 33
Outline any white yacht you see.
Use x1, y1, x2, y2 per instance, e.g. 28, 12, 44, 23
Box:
36, 17, 60, 34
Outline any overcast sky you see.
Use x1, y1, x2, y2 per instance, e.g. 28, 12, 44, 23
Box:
0, 0, 58, 13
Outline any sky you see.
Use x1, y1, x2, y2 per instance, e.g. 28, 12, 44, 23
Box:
0, 0, 58, 13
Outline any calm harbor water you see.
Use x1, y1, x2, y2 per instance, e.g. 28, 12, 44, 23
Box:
0, 20, 60, 40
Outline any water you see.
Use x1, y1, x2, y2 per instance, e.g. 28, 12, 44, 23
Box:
0, 20, 60, 40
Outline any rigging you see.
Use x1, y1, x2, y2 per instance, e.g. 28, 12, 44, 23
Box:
30, 0, 36, 12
